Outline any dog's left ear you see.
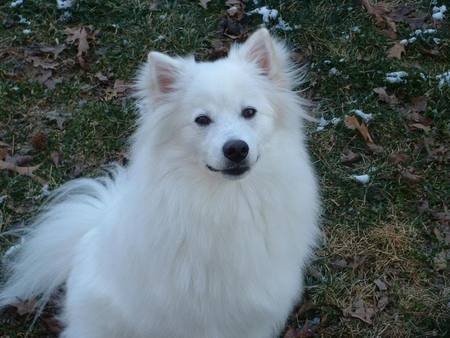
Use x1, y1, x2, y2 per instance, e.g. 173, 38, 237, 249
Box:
237, 28, 293, 88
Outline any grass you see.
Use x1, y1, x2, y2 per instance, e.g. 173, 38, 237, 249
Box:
1, 0, 449, 337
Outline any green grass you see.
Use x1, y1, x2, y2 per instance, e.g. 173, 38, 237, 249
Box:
1, 0, 449, 337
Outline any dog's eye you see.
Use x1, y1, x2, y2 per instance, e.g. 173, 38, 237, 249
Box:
242, 107, 257, 119
194, 115, 212, 126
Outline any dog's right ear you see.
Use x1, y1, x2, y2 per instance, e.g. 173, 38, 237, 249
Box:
147, 52, 182, 95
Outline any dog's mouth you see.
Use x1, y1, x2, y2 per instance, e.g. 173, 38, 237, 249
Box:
207, 165, 250, 177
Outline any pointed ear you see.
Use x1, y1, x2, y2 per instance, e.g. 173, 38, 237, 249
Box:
147, 51, 182, 95
239, 28, 276, 76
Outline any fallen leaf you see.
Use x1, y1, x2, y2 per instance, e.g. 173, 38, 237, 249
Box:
95, 72, 109, 82
362, 0, 397, 39
341, 149, 361, 165
374, 278, 388, 291
28, 56, 58, 70
5, 154, 33, 166
331, 258, 348, 269
377, 295, 389, 312
199, 0, 211, 9
0, 160, 46, 185
373, 87, 399, 105
64, 26, 93, 69
367, 143, 384, 154
12, 299, 37, 316
31, 131, 48, 151
51, 151, 63, 166
433, 250, 448, 271
410, 96, 428, 113
389, 152, 410, 164
344, 115, 374, 144
344, 298, 376, 324
400, 168, 421, 183
387, 42, 405, 59
410, 123, 430, 132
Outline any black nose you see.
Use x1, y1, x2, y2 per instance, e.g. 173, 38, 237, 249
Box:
222, 140, 249, 163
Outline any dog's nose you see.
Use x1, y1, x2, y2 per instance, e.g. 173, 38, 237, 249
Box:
223, 140, 249, 163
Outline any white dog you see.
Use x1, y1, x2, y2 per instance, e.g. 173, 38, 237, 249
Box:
0, 28, 320, 338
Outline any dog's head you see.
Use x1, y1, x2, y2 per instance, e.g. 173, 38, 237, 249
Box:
135, 28, 302, 180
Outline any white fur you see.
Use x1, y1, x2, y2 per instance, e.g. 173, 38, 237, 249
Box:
0, 29, 320, 338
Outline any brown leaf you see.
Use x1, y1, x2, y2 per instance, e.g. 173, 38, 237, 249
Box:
377, 295, 389, 312
198, 0, 211, 9
389, 152, 410, 164
28, 56, 58, 70
387, 42, 405, 59
373, 87, 399, 105
410, 96, 427, 113
361, 0, 397, 39
51, 151, 63, 166
5, 154, 33, 166
410, 123, 430, 132
400, 168, 422, 183
344, 115, 374, 144
374, 278, 388, 291
344, 298, 376, 324
341, 149, 361, 165
31, 131, 48, 151
0, 160, 42, 180
12, 299, 37, 316
64, 27, 92, 69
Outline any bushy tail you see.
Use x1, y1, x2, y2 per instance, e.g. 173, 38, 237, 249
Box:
0, 168, 122, 312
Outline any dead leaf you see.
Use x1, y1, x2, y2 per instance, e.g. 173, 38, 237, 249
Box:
51, 151, 63, 166
433, 250, 448, 271
389, 152, 410, 164
344, 298, 376, 324
199, 0, 211, 9
341, 149, 361, 165
344, 115, 374, 144
5, 154, 33, 166
95, 72, 109, 82
331, 258, 348, 269
377, 295, 389, 312
28, 56, 58, 70
361, 0, 397, 39
387, 42, 405, 59
410, 123, 430, 132
12, 299, 37, 316
410, 96, 428, 113
400, 168, 422, 183
64, 27, 93, 69
31, 131, 48, 151
373, 87, 399, 105
374, 278, 388, 291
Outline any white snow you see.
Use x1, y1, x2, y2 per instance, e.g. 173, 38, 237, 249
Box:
0, 195, 7, 204
352, 109, 373, 123
10, 0, 23, 8
329, 67, 339, 76
432, 5, 447, 21
316, 116, 341, 131
351, 26, 361, 33
436, 71, 450, 89
248, 6, 292, 31
351, 174, 370, 184
386, 71, 408, 84
57, 0, 74, 9
249, 6, 278, 23
18, 15, 30, 25
22, 29, 32, 34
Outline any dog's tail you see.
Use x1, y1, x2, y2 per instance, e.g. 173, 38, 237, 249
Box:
0, 167, 123, 313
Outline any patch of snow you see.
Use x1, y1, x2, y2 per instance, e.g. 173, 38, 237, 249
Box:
57, 0, 74, 9
352, 109, 373, 123
351, 26, 361, 33
386, 71, 408, 84
0, 195, 7, 204
433, 37, 441, 44
351, 174, 370, 184
275, 17, 292, 31
436, 71, 450, 89
339, 58, 346, 63
432, 5, 447, 21
420, 73, 427, 81
316, 116, 342, 131
329, 67, 339, 76
10, 0, 23, 8
22, 29, 32, 34
18, 15, 30, 25
249, 6, 278, 23
323, 60, 332, 65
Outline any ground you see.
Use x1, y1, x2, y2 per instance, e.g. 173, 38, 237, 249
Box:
0, 0, 449, 337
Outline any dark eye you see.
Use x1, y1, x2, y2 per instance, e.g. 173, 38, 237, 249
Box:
195, 115, 212, 126
242, 107, 257, 119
